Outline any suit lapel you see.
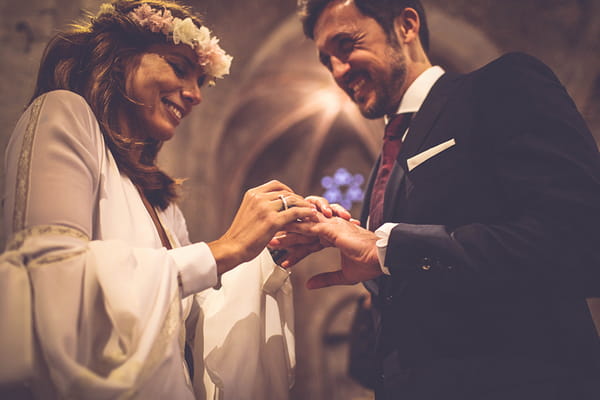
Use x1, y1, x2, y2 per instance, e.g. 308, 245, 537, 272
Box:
382, 72, 461, 222
382, 162, 407, 223
360, 156, 380, 227
401, 72, 460, 157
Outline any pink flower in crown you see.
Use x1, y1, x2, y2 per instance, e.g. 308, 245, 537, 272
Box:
198, 38, 232, 80
195, 36, 215, 66
148, 9, 174, 34
130, 4, 174, 34
129, 3, 154, 24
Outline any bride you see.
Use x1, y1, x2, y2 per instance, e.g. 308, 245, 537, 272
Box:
0, 1, 321, 399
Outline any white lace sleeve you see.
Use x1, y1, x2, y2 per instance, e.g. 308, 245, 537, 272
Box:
162, 204, 218, 297
192, 249, 296, 400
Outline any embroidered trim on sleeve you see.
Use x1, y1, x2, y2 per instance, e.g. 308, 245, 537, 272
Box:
7, 224, 89, 252
13, 95, 46, 233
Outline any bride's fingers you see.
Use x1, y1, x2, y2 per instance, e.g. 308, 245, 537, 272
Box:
255, 179, 294, 194
304, 196, 354, 221
272, 193, 317, 211
269, 232, 320, 247
306, 270, 357, 289
305, 195, 333, 217
330, 204, 353, 220
279, 242, 325, 268
277, 204, 319, 223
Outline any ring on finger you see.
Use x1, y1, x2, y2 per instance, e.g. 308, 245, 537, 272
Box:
278, 194, 288, 211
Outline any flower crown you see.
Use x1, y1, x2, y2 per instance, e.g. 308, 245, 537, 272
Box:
98, 3, 232, 85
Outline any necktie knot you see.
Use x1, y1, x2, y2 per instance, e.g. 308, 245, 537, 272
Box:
384, 112, 412, 139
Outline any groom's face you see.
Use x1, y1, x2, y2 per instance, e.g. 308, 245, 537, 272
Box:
313, 0, 407, 119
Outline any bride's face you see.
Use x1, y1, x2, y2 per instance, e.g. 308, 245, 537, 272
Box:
125, 43, 206, 141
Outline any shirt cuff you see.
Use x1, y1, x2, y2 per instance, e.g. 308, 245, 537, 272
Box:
169, 242, 218, 297
374, 223, 399, 275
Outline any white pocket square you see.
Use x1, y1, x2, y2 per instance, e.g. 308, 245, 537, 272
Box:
407, 138, 456, 171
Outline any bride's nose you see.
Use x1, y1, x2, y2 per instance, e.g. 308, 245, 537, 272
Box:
182, 81, 202, 105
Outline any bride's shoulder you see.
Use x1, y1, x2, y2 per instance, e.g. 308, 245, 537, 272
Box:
24, 90, 104, 150
35, 90, 99, 132
35, 90, 93, 116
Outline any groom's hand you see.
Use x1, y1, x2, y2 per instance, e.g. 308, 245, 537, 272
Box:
280, 215, 383, 288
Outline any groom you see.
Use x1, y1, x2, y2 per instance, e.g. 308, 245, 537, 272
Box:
276, 0, 600, 399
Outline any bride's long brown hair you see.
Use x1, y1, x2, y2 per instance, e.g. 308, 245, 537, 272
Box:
30, 0, 204, 210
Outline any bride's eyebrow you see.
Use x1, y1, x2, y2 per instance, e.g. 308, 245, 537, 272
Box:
169, 52, 195, 68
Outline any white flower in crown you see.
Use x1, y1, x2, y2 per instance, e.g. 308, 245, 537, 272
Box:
172, 18, 202, 47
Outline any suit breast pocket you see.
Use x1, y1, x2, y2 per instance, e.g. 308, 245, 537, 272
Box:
401, 141, 473, 220
407, 138, 457, 172
406, 139, 463, 182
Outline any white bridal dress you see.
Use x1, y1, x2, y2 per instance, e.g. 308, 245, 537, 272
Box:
0, 90, 294, 399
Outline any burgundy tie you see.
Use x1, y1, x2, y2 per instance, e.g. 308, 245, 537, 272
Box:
368, 113, 412, 231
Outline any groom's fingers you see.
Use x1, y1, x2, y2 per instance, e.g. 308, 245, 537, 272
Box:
306, 270, 355, 289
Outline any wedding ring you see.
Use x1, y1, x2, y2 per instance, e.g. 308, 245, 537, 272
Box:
278, 195, 288, 211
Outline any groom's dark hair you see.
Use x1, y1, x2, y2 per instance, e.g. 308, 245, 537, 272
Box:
298, 0, 429, 52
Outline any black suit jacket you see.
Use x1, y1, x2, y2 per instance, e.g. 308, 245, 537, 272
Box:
358, 53, 600, 399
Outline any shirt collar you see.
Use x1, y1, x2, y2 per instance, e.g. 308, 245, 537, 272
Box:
385, 65, 445, 123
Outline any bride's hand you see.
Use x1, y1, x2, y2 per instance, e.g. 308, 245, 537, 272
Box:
208, 180, 318, 275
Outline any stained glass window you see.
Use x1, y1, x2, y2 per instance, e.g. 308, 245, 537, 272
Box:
321, 168, 365, 210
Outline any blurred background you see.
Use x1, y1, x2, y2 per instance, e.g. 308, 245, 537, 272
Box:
1, 0, 599, 399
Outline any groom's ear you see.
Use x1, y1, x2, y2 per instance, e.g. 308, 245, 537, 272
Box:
393, 7, 421, 47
